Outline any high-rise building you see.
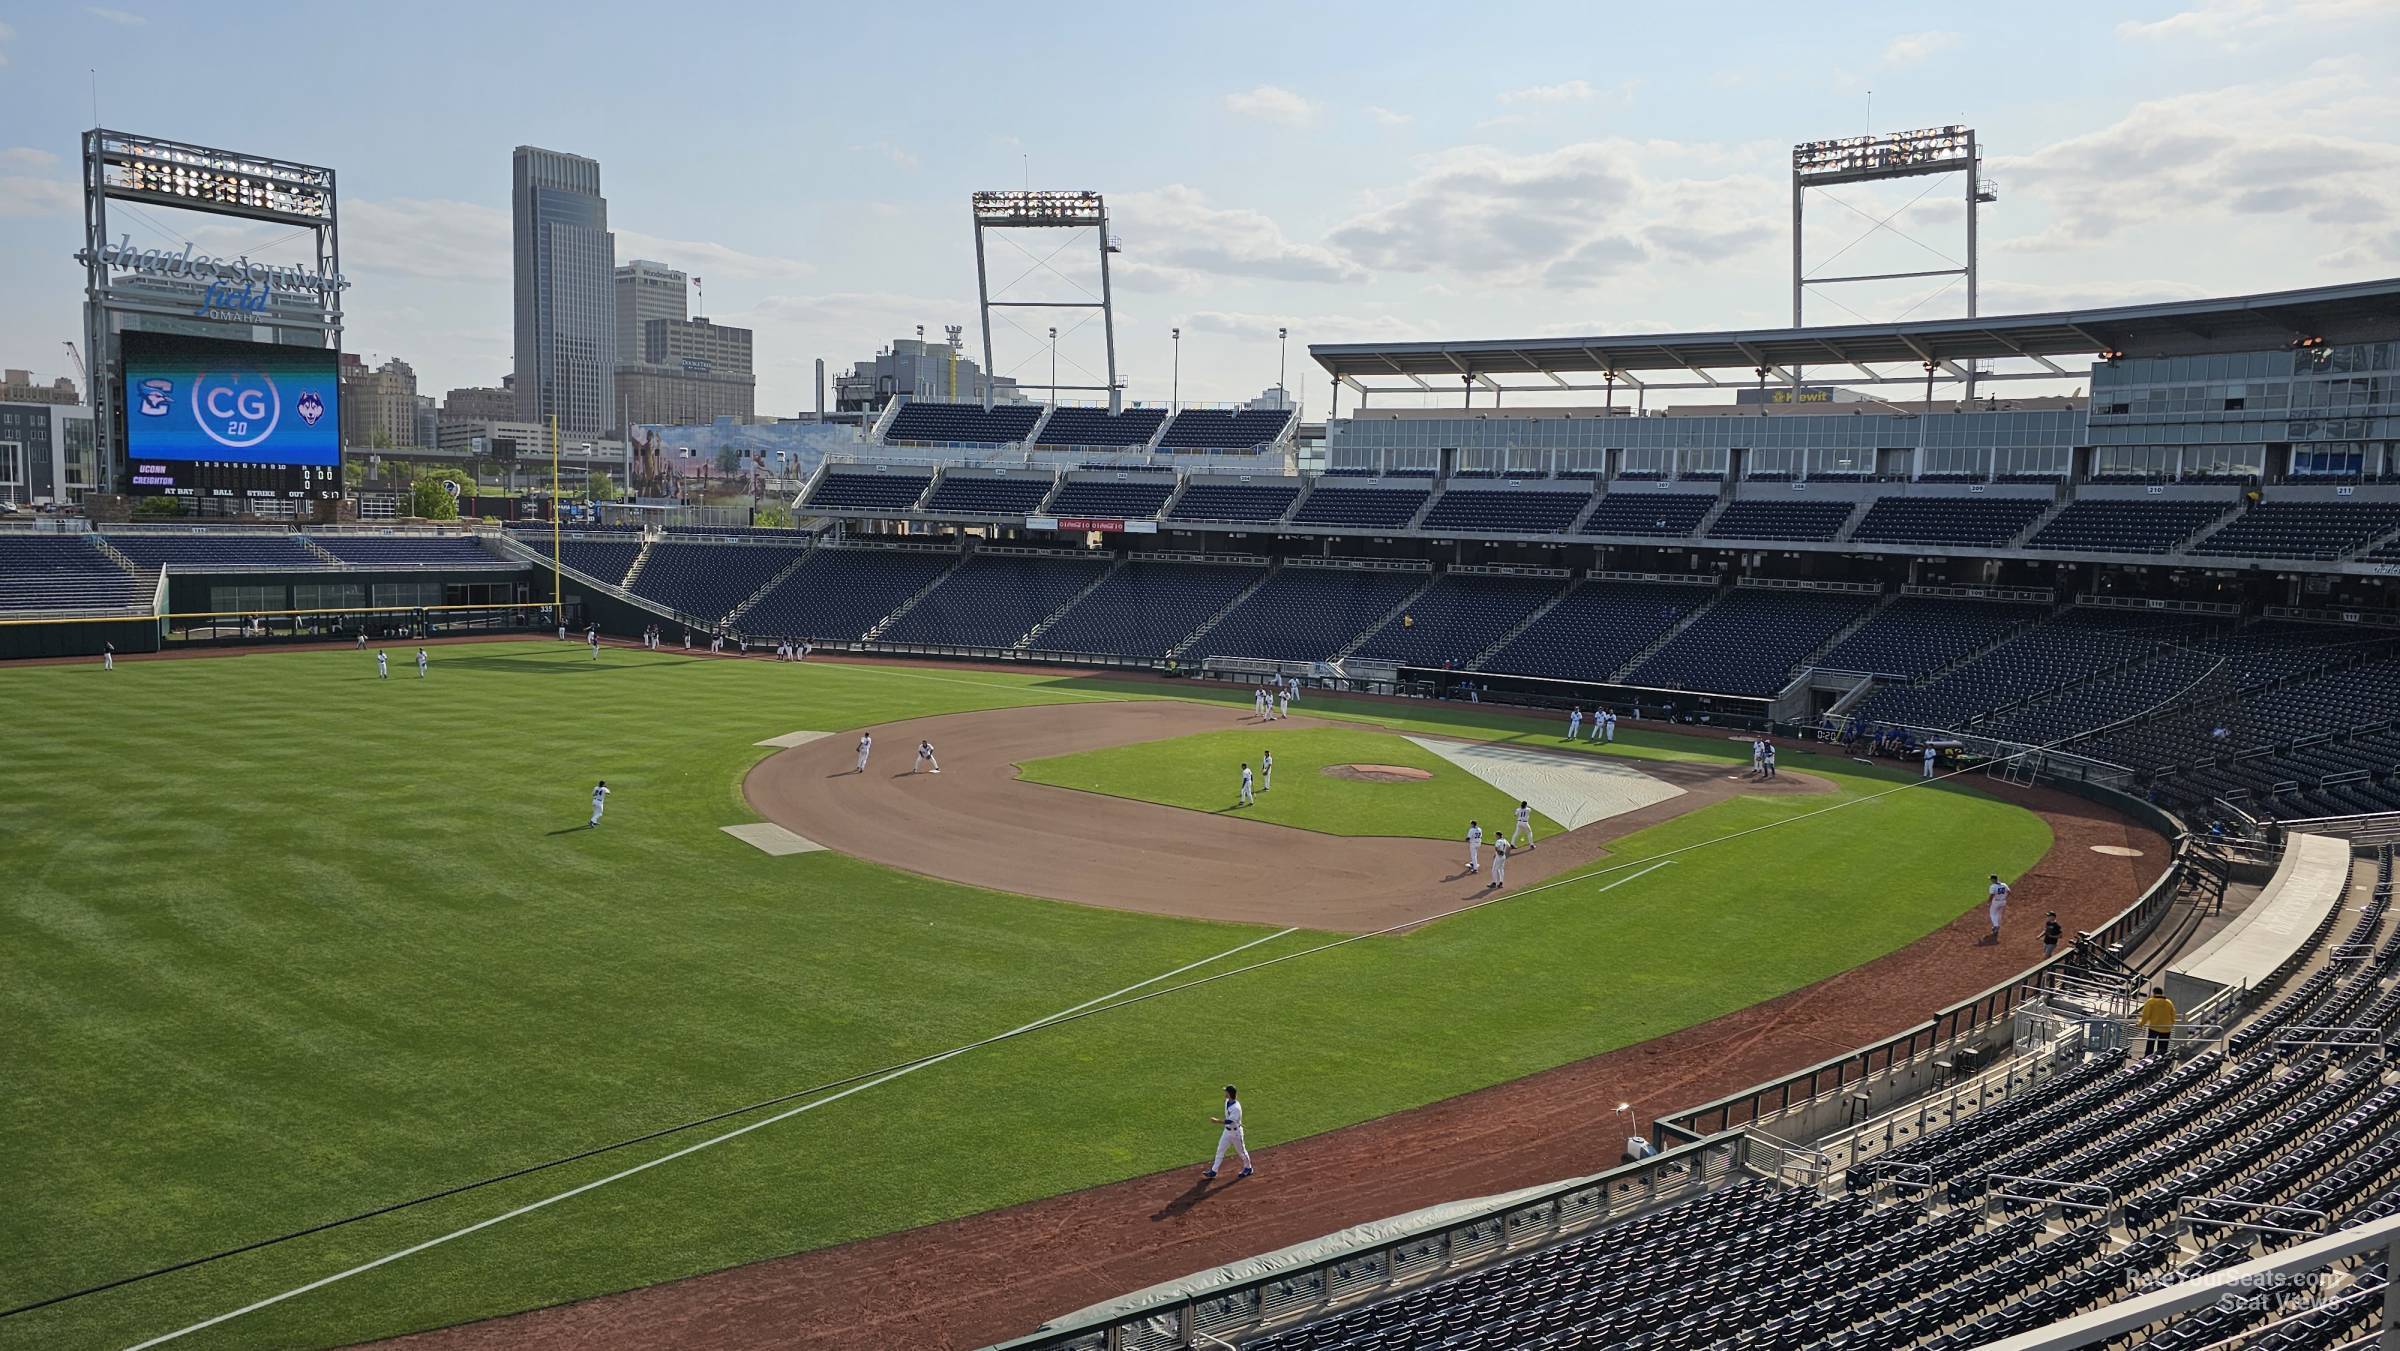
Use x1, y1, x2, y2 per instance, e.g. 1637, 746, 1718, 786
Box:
619, 316, 756, 427
442, 381, 517, 423
512, 146, 616, 439
615, 260, 687, 365
2, 370, 80, 405
339, 354, 424, 449
832, 337, 1022, 413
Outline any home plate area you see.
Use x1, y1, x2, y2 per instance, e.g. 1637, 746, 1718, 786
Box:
1403, 737, 1685, 829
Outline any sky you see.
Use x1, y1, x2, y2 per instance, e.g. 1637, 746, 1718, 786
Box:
1, 0, 2395, 418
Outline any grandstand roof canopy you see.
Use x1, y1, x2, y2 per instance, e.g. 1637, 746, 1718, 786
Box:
1310, 277, 2400, 398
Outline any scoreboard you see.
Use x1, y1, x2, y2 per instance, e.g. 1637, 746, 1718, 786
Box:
121, 331, 342, 501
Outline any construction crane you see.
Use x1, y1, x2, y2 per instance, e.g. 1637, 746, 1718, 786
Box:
62, 340, 88, 399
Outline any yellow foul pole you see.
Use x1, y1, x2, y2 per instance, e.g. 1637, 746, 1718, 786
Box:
550, 414, 562, 619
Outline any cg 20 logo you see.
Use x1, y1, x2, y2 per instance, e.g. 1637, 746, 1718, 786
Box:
189, 369, 282, 450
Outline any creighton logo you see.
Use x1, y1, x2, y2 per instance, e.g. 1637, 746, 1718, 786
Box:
297, 390, 325, 427
190, 368, 282, 450
138, 378, 174, 417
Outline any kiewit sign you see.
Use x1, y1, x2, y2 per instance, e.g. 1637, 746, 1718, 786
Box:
77, 234, 350, 296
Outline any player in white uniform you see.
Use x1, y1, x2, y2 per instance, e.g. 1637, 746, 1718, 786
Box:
1986, 875, 2010, 944
1203, 1084, 1253, 1180
1465, 820, 1483, 874
1567, 706, 1583, 740
588, 780, 609, 828
1762, 743, 1777, 779
854, 731, 873, 774
102, 641, 114, 671
1923, 746, 1938, 779
588, 630, 601, 661
1590, 708, 1606, 741
1603, 709, 1617, 742
1261, 749, 1274, 791
1254, 687, 1270, 720
1277, 688, 1290, 720
1490, 836, 1510, 889
1239, 763, 1254, 806
913, 739, 940, 774
1512, 800, 1534, 850
375, 650, 389, 680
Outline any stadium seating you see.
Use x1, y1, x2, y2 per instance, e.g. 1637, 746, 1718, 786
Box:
1155, 408, 1292, 451
2025, 499, 2233, 553
307, 535, 506, 566
0, 534, 150, 613
1289, 486, 1430, 530
1856, 608, 2206, 732
881, 400, 1042, 445
733, 547, 958, 640
660, 525, 810, 539
1166, 481, 1300, 524
1477, 582, 1708, 682
1034, 406, 1167, 449
1183, 566, 1427, 661
105, 531, 329, 570
1030, 559, 1265, 657
1627, 587, 1879, 695
879, 553, 1113, 648
1580, 493, 1716, 537
1045, 478, 1176, 519
1847, 496, 2049, 548
1704, 499, 1857, 542
1419, 488, 1592, 535
1350, 573, 1570, 667
806, 469, 933, 512
1815, 597, 2048, 679
628, 541, 806, 622
2192, 501, 2400, 559
920, 473, 1056, 517
550, 538, 642, 586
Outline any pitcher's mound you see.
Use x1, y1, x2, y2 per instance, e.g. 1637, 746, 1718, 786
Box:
1324, 763, 1433, 783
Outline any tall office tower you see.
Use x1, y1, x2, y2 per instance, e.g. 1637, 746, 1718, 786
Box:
512, 146, 616, 438
616, 259, 688, 365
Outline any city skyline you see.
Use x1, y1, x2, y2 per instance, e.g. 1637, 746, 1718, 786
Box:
0, 1, 2394, 419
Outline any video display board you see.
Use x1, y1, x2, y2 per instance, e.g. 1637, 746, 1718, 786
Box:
121, 330, 341, 501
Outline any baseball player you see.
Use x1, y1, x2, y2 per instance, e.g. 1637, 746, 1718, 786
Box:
1254, 687, 1270, 720
416, 647, 429, 678
1590, 708, 1606, 741
682, 629, 692, 651
1239, 762, 1254, 806
2042, 912, 2063, 959
1567, 706, 1583, 741
1276, 687, 1291, 720
1465, 820, 1483, 874
588, 780, 609, 828
357, 631, 368, 650
1512, 800, 1534, 851
102, 641, 114, 671
588, 629, 601, 661
1750, 738, 1765, 778
1986, 874, 2011, 944
1762, 742, 1777, 779
1603, 709, 1617, 743
913, 739, 940, 774
1923, 745, 1938, 779
1489, 836, 1511, 889
855, 731, 874, 774
375, 649, 389, 680
1261, 749, 1274, 791
1203, 1085, 1252, 1180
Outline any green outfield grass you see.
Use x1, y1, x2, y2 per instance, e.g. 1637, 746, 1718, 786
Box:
1018, 725, 1563, 838
0, 644, 2048, 1349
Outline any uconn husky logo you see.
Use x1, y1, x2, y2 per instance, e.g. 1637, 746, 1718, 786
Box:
189, 368, 282, 450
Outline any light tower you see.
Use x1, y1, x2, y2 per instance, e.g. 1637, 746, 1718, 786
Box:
970, 190, 1121, 411
1791, 125, 1998, 395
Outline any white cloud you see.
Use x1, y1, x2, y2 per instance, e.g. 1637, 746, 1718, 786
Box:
0, 176, 77, 217
1114, 185, 1366, 287
2117, 0, 2392, 45
1366, 105, 1413, 128
339, 198, 816, 292
1328, 141, 1644, 277
1991, 58, 2400, 267
0, 146, 58, 168
84, 5, 145, 24
1473, 114, 1530, 131
1881, 30, 1960, 65
1498, 79, 1597, 105
1223, 85, 1316, 126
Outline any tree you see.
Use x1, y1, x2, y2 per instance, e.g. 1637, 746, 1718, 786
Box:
752, 501, 794, 529
409, 477, 459, 520
588, 471, 624, 502
132, 494, 188, 519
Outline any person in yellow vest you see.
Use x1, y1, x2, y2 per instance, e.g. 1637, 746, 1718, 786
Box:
2137, 987, 2177, 1057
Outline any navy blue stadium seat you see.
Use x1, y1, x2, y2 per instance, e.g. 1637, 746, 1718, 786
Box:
1035, 406, 1168, 449
1167, 481, 1300, 523
1155, 408, 1293, 451
882, 401, 1042, 446
920, 473, 1055, 517
1419, 489, 1592, 535
1704, 500, 1857, 542
0, 534, 148, 612
1290, 486, 1430, 529
1046, 478, 1176, 519
2025, 500, 2231, 553
1847, 497, 2048, 548
881, 553, 1113, 647
106, 531, 328, 570
629, 541, 807, 623
1185, 567, 1426, 661
734, 547, 958, 640
308, 535, 506, 565
1580, 493, 1714, 537
807, 469, 934, 512
1352, 573, 1570, 666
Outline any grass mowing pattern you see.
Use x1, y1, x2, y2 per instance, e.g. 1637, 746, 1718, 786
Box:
0, 644, 2046, 1349
1019, 726, 1563, 839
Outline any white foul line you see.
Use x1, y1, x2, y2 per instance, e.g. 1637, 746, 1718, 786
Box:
121, 925, 1299, 1351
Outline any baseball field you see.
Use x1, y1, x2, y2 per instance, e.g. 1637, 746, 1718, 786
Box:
1, 639, 2060, 1349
